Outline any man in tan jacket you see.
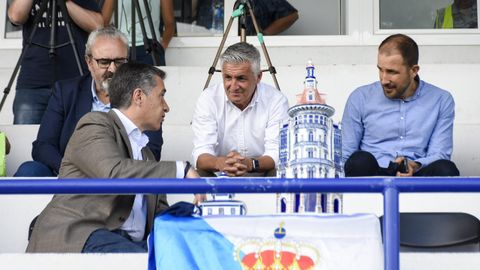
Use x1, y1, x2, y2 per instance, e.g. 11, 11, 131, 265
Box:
27, 62, 200, 253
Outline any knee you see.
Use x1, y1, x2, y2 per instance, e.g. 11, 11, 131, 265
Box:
344, 151, 379, 177
427, 159, 460, 176
14, 161, 54, 177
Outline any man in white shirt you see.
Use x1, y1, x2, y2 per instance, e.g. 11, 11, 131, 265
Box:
192, 42, 289, 177
27, 63, 202, 253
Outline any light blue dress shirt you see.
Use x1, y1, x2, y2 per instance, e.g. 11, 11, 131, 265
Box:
341, 78, 455, 168
90, 80, 111, 112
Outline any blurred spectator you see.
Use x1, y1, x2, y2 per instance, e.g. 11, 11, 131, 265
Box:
434, 0, 477, 28
100, 0, 175, 65
7, 0, 103, 124
193, 0, 298, 35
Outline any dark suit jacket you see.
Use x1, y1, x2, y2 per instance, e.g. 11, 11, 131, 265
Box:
32, 74, 163, 174
27, 111, 176, 253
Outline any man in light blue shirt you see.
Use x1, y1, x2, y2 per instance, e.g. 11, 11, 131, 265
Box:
342, 34, 459, 177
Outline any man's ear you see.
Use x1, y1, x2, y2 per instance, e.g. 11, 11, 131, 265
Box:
132, 88, 143, 105
411, 64, 420, 77
256, 72, 262, 84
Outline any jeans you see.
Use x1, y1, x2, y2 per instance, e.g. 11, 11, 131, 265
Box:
14, 161, 55, 177
82, 228, 148, 253
13, 87, 53, 124
131, 42, 165, 66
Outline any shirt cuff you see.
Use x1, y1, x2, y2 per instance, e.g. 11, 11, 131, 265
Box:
175, 161, 185, 179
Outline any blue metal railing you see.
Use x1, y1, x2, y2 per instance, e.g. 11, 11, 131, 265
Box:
1, 177, 480, 270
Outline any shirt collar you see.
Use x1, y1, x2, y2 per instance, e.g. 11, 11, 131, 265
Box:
112, 108, 149, 149
224, 83, 260, 110
404, 76, 422, 102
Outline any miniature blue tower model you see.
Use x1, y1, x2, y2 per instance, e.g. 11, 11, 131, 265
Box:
277, 61, 343, 214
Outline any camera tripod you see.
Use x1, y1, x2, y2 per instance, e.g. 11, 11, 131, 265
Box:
1, 0, 83, 113
203, 0, 280, 91
115, 0, 164, 65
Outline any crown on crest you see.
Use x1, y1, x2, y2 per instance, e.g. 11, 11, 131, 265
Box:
233, 222, 321, 270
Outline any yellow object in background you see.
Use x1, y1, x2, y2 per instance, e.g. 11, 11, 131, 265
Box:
0, 132, 6, 176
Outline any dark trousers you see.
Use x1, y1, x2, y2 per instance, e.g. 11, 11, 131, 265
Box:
344, 150, 460, 177
82, 228, 148, 253
131, 41, 165, 66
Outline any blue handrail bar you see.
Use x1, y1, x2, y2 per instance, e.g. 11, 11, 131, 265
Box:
1, 177, 480, 270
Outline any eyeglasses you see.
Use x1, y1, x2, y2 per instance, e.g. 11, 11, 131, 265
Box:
91, 57, 128, 69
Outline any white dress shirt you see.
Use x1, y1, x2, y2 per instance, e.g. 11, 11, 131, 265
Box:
113, 109, 149, 241
112, 109, 185, 241
191, 82, 289, 167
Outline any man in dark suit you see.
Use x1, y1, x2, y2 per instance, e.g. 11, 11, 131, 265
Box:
27, 62, 201, 253
15, 26, 163, 177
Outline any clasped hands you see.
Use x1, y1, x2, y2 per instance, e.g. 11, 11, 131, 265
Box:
216, 151, 250, 177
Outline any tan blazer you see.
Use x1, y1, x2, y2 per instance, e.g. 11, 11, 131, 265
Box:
27, 111, 177, 253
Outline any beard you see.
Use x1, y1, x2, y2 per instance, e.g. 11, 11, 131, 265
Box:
100, 71, 114, 94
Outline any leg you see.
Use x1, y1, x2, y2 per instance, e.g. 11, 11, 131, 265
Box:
14, 161, 55, 177
132, 42, 165, 66
82, 229, 148, 253
344, 150, 381, 177
414, 159, 460, 176
13, 88, 52, 124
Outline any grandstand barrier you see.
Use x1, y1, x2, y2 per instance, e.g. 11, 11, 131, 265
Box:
1, 177, 480, 270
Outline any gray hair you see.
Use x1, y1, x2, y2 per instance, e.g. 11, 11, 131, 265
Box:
85, 26, 129, 57
109, 62, 166, 109
220, 42, 261, 75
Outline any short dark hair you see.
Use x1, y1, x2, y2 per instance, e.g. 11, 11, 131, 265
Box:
379, 34, 419, 67
109, 62, 166, 109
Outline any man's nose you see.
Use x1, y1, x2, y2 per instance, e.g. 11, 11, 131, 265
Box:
107, 61, 117, 72
164, 100, 170, 113
230, 79, 240, 89
380, 72, 389, 84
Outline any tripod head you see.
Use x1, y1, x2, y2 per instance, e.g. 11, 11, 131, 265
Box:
232, 0, 254, 41
203, 0, 280, 91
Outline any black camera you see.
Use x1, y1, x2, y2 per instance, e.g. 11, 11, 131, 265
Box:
397, 157, 409, 173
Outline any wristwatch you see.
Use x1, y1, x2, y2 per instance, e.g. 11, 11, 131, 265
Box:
251, 158, 260, 172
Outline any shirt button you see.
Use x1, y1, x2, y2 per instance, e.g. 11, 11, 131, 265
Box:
400, 136, 404, 139
400, 117, 404, 120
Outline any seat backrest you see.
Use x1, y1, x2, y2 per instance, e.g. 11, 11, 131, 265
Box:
380, 212, 480, 252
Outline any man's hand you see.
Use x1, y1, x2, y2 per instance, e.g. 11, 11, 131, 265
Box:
193, 193, 207, 205
185, 168, 206, 205
223, 151, 248, 176
395, 157, 420, 177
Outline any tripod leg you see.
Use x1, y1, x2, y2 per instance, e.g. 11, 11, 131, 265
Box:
131, 0, 136, 61
245, 1, 280, 91
57, 0, 84, 76
49, 0, 58, 58
203, 15, 236, 90
142, 0, 163, 65
133, 0, 160, 65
